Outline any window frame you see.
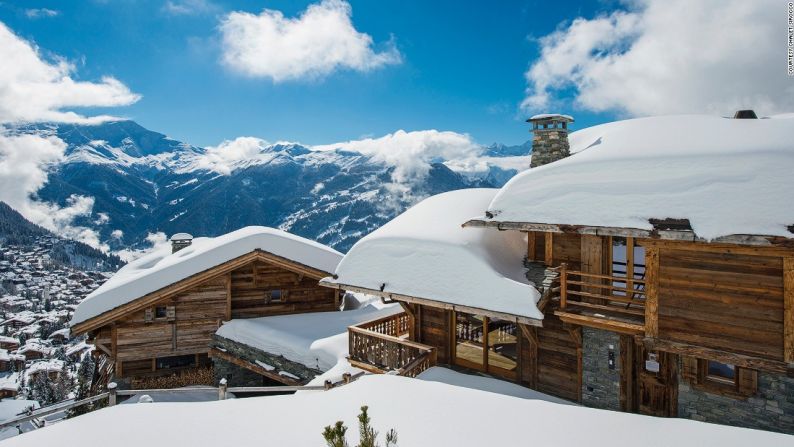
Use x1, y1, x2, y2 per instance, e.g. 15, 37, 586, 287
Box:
452, 312, 518, 381
688, 357, 757, 399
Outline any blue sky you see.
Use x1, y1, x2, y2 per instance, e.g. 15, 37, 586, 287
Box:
0, 0, 620, 147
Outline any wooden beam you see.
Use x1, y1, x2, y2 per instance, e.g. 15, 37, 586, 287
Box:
225, 273, 232, 321
209, 348, 302, 385
527, 232, 537, 261
545, 232, 554, 266
641, 337, 790, 374
555, 311, 645, 335
644, 247, 659, 338
784, 257, 794, 363
398, 302, 417, 341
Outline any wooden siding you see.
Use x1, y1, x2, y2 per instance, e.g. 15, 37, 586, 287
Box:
417, 305, 451, 364
92, 258, 337, 378
657, 248, 785, 360
551, 233, 582, 270
533, 312, 581, 402
230, 261, 337, 319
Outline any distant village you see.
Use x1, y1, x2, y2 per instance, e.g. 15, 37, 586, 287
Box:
0, 235, 109, 407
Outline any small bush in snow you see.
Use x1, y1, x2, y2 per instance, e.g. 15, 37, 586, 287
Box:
323, 405, 397, 447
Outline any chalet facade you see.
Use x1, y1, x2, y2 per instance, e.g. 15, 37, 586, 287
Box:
323, 113, 794, 434
70, 227, 343, 388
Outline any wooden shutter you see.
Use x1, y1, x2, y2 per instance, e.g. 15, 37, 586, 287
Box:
144, 308, 153, 323
737, 368, 758, 396
166, 305, 176, 321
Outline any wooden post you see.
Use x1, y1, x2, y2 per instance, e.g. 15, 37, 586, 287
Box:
324, 380, 333, 391
626, 237, 634, 301
544, 233, 554, 266
560, 263, 568, 310
527, 232, 537, 261
108, 382, 117, 406
784, 257, 794, 364
342, 373, 352, 384
218, 378, 228, 400
644, 248, 660, 337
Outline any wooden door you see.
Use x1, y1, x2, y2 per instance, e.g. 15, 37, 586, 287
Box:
621, 338, 678, 417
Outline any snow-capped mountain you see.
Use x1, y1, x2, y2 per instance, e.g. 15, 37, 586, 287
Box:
16, 121, 531, 253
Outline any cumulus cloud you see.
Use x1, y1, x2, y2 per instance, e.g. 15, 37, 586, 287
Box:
25, 9, 59, 19
191, 136, 270, 175
115, 232, 169, 262
0, 21, 140, 124
163, 0, 218, 16
219, 0, 401, 81
314, 129, 482, 184
523, 0, 794, 116
0, 21, 140, 250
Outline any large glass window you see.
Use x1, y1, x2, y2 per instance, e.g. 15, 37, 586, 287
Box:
454, 312, 518, 380
455, 312, 484, 367
487, 318, 518, 376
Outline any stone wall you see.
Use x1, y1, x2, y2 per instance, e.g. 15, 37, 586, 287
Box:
678, 369, 794, 435
530, 129, 570, 168
211, 335, 323, 386
581, 327, 622, 410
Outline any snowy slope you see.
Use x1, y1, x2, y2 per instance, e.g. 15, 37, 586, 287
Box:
483, 114, 794, 240
71, 226, 343, 326
325, 189, 542, 320
3, 373, 790, 447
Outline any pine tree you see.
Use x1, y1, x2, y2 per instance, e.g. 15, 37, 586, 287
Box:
68, 354, 96, 418
322, 406, 398, 447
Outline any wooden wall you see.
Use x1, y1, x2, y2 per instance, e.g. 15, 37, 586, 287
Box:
92, 258, 337, 378
230, 261, 337, 319
417, 305, 451, 364
531, 312, 581, 402
656, 248, 785, 360
550, 233, 582, 269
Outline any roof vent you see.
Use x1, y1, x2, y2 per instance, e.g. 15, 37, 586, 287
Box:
733, 110, 757, 119
170, 233, 193, 253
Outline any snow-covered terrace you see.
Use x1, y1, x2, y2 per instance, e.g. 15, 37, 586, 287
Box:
323, 189, 543, 323
71, 226, 344, 327
2, 369, 790, 446
468, 114, 794, 242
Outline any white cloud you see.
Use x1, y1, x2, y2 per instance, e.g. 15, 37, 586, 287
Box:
523, 0, 794, 117
111, 229, 124, 239
163, 0, 218, 16
115, 232, 169, 262
0, 21, 141, 250
313, 129, 482, 184
24, 9, 59, 19
0, 21, 140, 124
192, 136, 271, 175
219, 0, 401, 81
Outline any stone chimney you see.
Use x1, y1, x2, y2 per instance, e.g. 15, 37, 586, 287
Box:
170, 233, 193, 253
527, 114, 574, 168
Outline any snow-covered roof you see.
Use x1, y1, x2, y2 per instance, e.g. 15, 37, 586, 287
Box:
216, 300, 400, 372
528, 113, 574, 122
2, 372, 789, 447
324, 189, 543, 321
479, 114, 794, 240
72, 226, 343, 327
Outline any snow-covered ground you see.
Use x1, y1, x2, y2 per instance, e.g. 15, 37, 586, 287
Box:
324, 189, 543, 320
72, 226, 344, 326
482, 114, 794, 240
217, 296, 399, 382
2, 370, 789, 446
0, 399, 38, 441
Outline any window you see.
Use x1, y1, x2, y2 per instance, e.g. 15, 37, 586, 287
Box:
706, 360, 736, 382
454, 312, 518, 380
155, 306, 167, 318
269, 289, 283, 303
683, 356, 757, 398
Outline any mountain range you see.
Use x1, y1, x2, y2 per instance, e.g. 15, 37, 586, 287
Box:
10, 121, 532, 253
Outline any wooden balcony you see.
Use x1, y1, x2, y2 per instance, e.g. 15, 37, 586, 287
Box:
348, 312, 436, 377
554, 263, 647, 335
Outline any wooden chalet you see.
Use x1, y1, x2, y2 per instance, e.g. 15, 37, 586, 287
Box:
70, 227, 343, 387
324, 113, 794, 434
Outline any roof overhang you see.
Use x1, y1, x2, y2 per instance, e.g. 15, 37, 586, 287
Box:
463, 219, 794, 249
319, 279, 544, 328
71, 249, 335, 336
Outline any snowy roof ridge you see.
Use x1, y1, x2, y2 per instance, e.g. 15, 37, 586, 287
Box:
479, 114, 794, 241
324, 189, 543, 321
71, 226, 344, 327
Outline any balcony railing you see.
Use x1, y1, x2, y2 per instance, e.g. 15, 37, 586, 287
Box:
348, 313, 436, 377
556, 263, 647, 333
